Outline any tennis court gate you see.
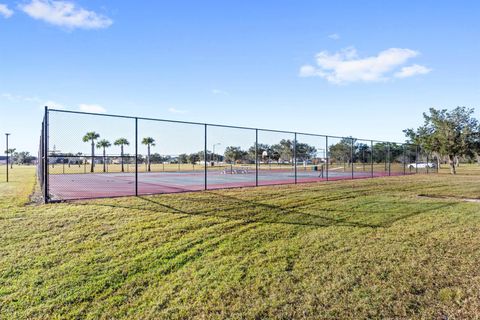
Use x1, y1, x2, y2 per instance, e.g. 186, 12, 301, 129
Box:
37, 107, 436, 203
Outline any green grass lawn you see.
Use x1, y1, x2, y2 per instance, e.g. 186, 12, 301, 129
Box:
1, 166, 480, 319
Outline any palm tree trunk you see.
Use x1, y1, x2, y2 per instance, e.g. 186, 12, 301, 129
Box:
121, 145, 124, 172
91, 141, 95, 173
147, 145, 151, 172
103, 148, 106, 172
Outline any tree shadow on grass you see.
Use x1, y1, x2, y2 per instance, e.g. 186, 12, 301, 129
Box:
78, 191, 457, 229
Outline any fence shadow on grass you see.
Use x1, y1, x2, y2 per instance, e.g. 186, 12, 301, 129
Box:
138, 196, 379, 229
191, 192, 457, 228
77, 191, 458, 229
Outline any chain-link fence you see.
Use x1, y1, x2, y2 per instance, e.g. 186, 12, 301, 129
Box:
37, 108, 436, 202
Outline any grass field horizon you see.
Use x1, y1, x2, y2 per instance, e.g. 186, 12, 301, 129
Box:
1, 166, 480, 318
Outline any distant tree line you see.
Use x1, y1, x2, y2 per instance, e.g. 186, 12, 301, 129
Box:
3, 149, 36, 167
176, 139, 319, 165
327, 138, 406, 165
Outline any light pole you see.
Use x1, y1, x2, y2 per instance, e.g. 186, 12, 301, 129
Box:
5, 133, 10, 182
212, 143, 221, 164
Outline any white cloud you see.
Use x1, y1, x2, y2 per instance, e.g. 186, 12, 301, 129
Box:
394, 64, 431, 78
299, 65, 318, 77
212, 89, 229, 95
0, 3, 13, 18
1, 93, 18, 101
328, 33, 340, 40
168, 107, 187, 114
79, 104, 106, 113
1, 94, 109, 114
19, 0, 113, 30
299, 47, 428, 84
1, 93, 42, 103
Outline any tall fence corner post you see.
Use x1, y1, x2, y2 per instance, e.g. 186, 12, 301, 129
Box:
255, 129, 259, 187
371, 140, 374, 178
135, 117, 138, 197
44, 106, 49, 203
325, 136, 329, 181
294, 133, 297, 184
351, 138, 354, 179
204, 124, 207, 191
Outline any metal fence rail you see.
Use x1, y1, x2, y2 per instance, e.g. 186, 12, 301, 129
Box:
38, 107, 436, 203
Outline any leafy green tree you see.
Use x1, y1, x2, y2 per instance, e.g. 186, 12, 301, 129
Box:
329, 138, 354, 166
389, 143, 404, 163
114, 138, 129, 172
295, 142, 317, 162
224, 146, 247, 163
187, 153, 200, 165
248, 143, 271, 162
16, 151, 35, 165
404, 107, 480, 174
355, 143, 370, 163
269, 144, 282, 162
178, 153, 188, 164
96, 139, 111, 172
268, 139, 317, 163
82, 132, 100, 172
270, 139, 293, 162
142, 137, 156, 172
372, 142, 389, 164
150, 153, 171, 163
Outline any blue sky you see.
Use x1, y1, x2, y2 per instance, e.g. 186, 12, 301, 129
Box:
1, 0, 479, 155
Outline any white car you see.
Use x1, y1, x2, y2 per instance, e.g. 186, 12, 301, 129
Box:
407, 162, 436, 169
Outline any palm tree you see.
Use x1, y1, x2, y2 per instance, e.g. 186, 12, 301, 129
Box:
82, 132, 100, 173
114, 138, 129, 172
142, 137, 156, 172
96, 139, 111, 172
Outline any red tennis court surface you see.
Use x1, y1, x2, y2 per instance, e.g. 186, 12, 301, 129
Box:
48, 168, 411, 201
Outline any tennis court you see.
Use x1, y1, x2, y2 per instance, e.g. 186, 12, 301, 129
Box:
48, 165, 408, 200
38, 108, 430, 202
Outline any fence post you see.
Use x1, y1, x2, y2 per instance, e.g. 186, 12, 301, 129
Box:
135, 118, 138, 196
326, 136, 329, 181
204, 124, 207, 190
44, 106, 49, 203
294, 133, 297, 184
5, 134, 9, 183
255, 129, 258, 187
416, 145, 419, 174
403, 144, 406, 175
388, 143, 391, 176
40, 122, 44, 193
351, 138, 354, 179
427, 152, 430, 174
371, 140, 374, 178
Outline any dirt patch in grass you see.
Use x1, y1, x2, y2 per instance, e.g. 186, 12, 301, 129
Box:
418, 194, 480, 203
